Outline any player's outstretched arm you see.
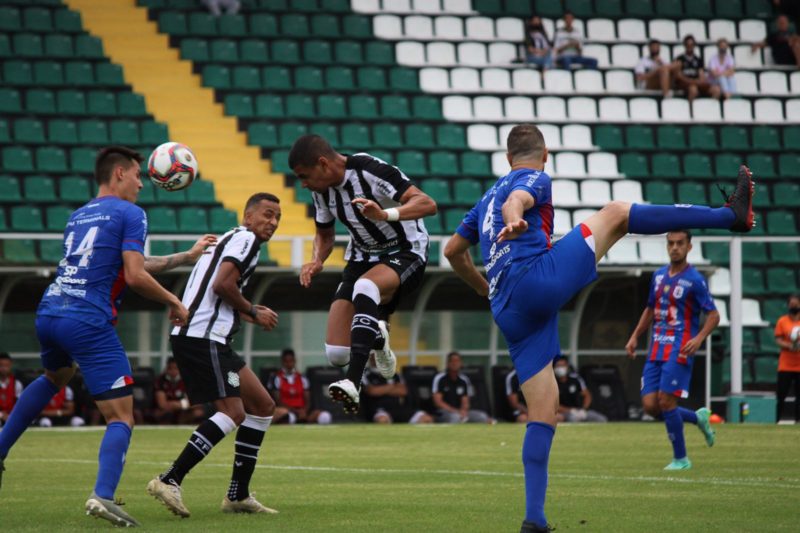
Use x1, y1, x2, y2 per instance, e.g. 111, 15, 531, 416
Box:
123, 251, 188, 326
144, 234, 217, 274
214, 261, 278, 330
351, 186, 437, 222
497, 190, 535, 243
300, 225, 335, 288
444, 234, 489, 297
680, 309, 720, 356
625, 307, 654, 358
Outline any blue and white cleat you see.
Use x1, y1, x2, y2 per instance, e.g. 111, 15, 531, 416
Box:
695, 407, 716, 447
664, 457, 692, 471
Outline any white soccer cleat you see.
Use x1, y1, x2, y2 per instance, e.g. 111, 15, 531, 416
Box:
374, 320, 397, 379
85, 492, 141, 527
328, 379, 360, 414
146, 476, 190, 518
221, 493, 278, 514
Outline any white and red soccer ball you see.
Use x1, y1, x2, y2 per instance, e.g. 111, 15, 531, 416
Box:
147, 142, 198, 191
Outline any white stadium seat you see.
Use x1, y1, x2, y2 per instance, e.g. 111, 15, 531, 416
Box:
390, 0, 413, 12
587, 152, 620, 178
544, 156, 555, 176
541, 18, 555, 38
553, 180, 581, 206
693, 98, 722, 122
574, 69, 604, 93
536, 96, 567, 121
716, 300, 730, 326
599, 97, 629, 120
786, 100, 800, 122
754, 98, 784, 122
512, 69, 542, 93
473, 95, 504, 121
649, 19, 678, 42
734, 44, 762, 68
496, 17, 525, 42
639, 240, 670, 264
561, 124, 593, 149
611, 44, 640, 68
442, 0, 473, 14
553, 209, 572, 235
457, 42, 488, 65
723, 98, 753, 122
451, 67, 481, 91
606, 239, 639, 263
352, 0, 380, 13
702, 44, 718, 63
419, 68, 450, 92
537, 124, 561, 149
395, 42, 426, 65
567, 96, 598, 121
467, 124, 499, 151
587, 18, 616, 42
555, 152, 586, 177
629, 97, 659, 122
742, 299, 768, 326
543, 69, 574, 93
605, 70, 635, 93
687, 244, 708, 264
492, 151, 510, 176
482, 68, 512, 92
580, 180, 611, 206
504, 96, 536, 121
405, 15, 434, 39
678, 19, 708, 42
612, 180, 643, 203
434, 16, 464, 39
572, 209, 598, 225
465, 17, 495, 40
427, 42, 457, 65
488, 42, 517, 64
661, 99, 690, 122
617, 19, 647, 42
670, 44, 685, 60
413, 0, 442, 14
497, 124, 515, 146
583, 44, 611, 68
709, 268, 731, 296
739, 20, 767, 43
735, 71, 758, 96
442, 95, 472, 120
709, 19, 737, 41
791, 71, 800, 94
759, 71, 789, 96
373, 15, 403, 39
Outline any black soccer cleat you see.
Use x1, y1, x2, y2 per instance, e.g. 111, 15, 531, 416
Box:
724, 165, 755, 233
520, 520, 553, 532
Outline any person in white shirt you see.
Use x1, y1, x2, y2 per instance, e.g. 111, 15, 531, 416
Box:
635, 39, 671, 97
707, 38, 737, 100
553, 11, 598, 70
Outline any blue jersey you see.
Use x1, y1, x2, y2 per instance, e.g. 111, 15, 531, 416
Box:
647, 265, 716, 365
38, 196, 148, 326
455, 168, 554, 312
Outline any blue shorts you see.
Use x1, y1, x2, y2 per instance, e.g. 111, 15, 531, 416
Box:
641, 359, 693, 399
36, 315, 133, 399
493, 225, 597, 384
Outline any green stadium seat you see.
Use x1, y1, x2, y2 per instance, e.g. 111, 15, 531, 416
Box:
148, 240, 175, 256
0, 176, 22, 203
782, 126, 800, 150
13, 34, 43, 58
59, 176, 90, 203
342, 14, 371, 39
249, 14, 278, 37
271, 40, 301, 64
311, 14, 340, 38
44, 34, 74, 59
0, 89, 22, 113
565, 0, 593, 17
368, 150, 393, 164
65, 60, 93, 85
335, 41, 364, 66
436, 125, 466, 149
314, 95, 343, 119
429, 151, 459, 176
281, 14, 309, 35
0, 120, 7, 144
652, 153, 681, 178
278, 122, 307, 147
412, 96, 441, 120
380, 95, 410, 120
341, 124, 371, 147
655, 126, 683, 150
178, 207, 210, 233
761, 299, 785, 325
3, 60, 33, 85
508, 0, 535, 16
248, 123, 278, 147
11, 205, 44, 231
159, 12, 187, 35
75, 35, 103, 59
677, 182, 707, 205
39, 239, 64, 264
147, 207, 178, 233
309, 122, 339, 145
3, 239, 38, 263
2, 147, 34, 172
714, 153, 742, 178
290, 0, 318, 12
295, 66, 324, 91
754, 356, 778, 381
620, 153, 649, 177
425, 214, 444, 235
87, 90, 116, 115
405, 124, 435, 150
645, 181, 674, 204
770, 242, 800, 263
460, 152, 490, 177
766, 210, 797, 235
54, 9, 82, 33
472, 0, 503, 15
349, 95, 378, 119
78, 120, 109, 144
773, 182, 800, 207
219, 14, 246, 36
742, 268, 767, 295
747, 153, 776, 179
443, 208, 466, 233
240, 40, 269, 63
189, 12, 217, 35
0, 7, 21, 32
24, 175, 57, 202
14, 119, 46, 144
34, 61, 64, 87
719, 126, 749, 151
453, 179, 483, 204
688, 125, 717, 150
203, 65, 230, 89
225, 94, 254, 117
211, 39, 239, 62
421, 179, 452, 206
390, 68, 418, 92
752, 182, 771, 209
24, 7, 53, 32
373, 124, 403, 149
685, 0, 713, 17
593, 0, 624, 16
186, 179, 217, 205
744, 242, 769, 264
303, 40, 332, 64
210, 207, 238, 233
703, 242, 729, 264
357, 66, 387, 92
593, 125, 624, 150
262, 67, 291, 90
27, 89, 56, 114
36, 147, 68, 173
293, 180, 312, 204
396, 151, 428, 177
654, 0, 681, 17
141, 122, 169, 145
751, 126, 780, 150
45, 205, 72, 231
365, 41, 394, 65
255, 94, 284, 118
0, 208, 6, 231
745, 0, 775, 18
321, 0, 350, 12
325, 67, 354, 91
232, 66, 261, 89
69, 147, 96, 173
110, 120, 140, 145
95, 63, 124, 87
767, 268, 797, 294
269, 149, 289, 174
778, 153, 800, 179
625, 0, 654, 17
137, 181, 156, 205
684, 154, 713, 179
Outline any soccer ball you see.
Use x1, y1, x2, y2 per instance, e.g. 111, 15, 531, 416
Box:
147, 142, 198, 191
791, 326, 800, 350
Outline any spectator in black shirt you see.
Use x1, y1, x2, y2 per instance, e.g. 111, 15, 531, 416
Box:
554, 358, 607, 423
505, 369, 528, 423
361, 355, 433, 424
672, 35, 721, 102
432, 352, 490, 423
752, 14, 800, 67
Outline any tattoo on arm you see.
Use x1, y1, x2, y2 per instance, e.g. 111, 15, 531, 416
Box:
144, 252, 191, 274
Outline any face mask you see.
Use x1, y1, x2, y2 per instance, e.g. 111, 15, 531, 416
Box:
790, 306, 800, 314
554, 366, 568, 378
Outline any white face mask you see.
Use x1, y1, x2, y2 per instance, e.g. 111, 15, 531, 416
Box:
554, 366, 568, 378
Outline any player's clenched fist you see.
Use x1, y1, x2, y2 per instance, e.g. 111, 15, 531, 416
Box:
169, 300, 189, 326
300, 260, 323, 288
351, 198, 386, 221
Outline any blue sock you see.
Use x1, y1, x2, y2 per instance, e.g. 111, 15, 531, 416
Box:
662, 408, 687, 460
522, 421, 555, 528
628, 204, 735, 234
94, 421, 132, 499
0, 376, 58, 458
677, 407, 698, 425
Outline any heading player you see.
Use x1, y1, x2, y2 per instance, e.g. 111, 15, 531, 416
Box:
626, 231, 719, 470
289, 135, 437, 414
0, 146, 215, 527
444, 124, 754, 532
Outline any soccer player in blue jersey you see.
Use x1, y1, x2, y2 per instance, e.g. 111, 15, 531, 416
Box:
0, 146, 215, 527
625, 230, 718, 470
444, 125, 754, 533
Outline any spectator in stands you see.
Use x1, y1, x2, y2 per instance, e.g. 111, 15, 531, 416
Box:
752, 14, 800, 67
432, 352, 490, 423
672, 35, 721, 102
505, 369, 528, 423
553, 358, 607, 423
523, 16, 553, 70
775, 294, 800, 422
0, 353, 23, 428
203, 0, 240, 16
553, 11, 598, 70
635, 39, 672, 97
153, 357, 205, 425
37, 381, 83, 427
361, 355, 433, 424
775, 0, 800, 31
272, 348, 331, 424
707, 38, 737, 100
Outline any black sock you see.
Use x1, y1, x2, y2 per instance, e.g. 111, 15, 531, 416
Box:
345, 292, 380, 385
227, 414, 271, 501
161, 412, 236, 486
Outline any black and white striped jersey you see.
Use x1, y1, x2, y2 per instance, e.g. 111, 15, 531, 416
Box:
172, 226, 261, 344
312, 153, 430, 262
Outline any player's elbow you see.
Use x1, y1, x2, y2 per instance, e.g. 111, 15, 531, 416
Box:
443, 238, 465, 261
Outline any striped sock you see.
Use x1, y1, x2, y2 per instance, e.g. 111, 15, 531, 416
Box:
161, 412, 236, 486
227, 415, 272, 501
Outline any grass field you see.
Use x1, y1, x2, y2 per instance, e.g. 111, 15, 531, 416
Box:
0, 422, 798, 532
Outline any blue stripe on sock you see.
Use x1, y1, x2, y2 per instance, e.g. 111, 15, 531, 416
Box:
0, 376, 58, 458
522, 421, 555, 528
629, 204, 735, 235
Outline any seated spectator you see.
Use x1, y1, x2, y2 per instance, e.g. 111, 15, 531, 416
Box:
524, 16, 553, 70
272, 348, 331, 424
38, 381, 84, 427
554, 358, 607, 423
553, 11, 598, 70
707, 38, 737, 100
203, 0, 240, 16
672, 35, 721, 102
505, 369, 528, 423
752, 14, 800, 67
361, 355, 433, 424
432, 352, 490, 424
0, 352, 23, 428
153, 357, 205, 425
635, 39, 671, 97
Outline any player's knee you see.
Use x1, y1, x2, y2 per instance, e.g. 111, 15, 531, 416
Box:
657, 395, 677, 412
353, 278, 381, 305
601, 201, 631, 231
325, 343, 351, 367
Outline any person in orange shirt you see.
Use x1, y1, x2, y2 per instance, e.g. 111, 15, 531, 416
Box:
775, 294, 800, 422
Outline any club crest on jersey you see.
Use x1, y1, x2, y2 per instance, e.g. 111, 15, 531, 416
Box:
227, 371, 240, 388
663, 284, 670, 294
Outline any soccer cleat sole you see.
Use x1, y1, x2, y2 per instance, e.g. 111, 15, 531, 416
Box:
329, 385, 359, 414
727, 165, 755, 233
146, 478, 190, 518
85, 498, 139, 528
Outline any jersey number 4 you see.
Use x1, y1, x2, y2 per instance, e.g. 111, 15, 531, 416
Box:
63, 226, 98, 267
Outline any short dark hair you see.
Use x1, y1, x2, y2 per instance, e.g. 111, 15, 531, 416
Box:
0, 352, 11, 361
683, 34, 695, 45
245, 192, 280, 212
281, 348, 295, 358
563, 9, 574, 17
648, 38, 660, 46
507, 124, 546, 162
95, 146, 143, 186
446, 351, 461, 362
667, 229, 692, 242
288, 134, 337, 170
166, 356, 177, 366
